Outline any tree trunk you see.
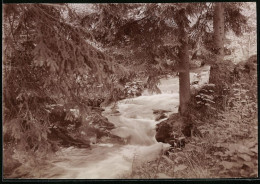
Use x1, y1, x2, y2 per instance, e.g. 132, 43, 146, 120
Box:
213, 2, 225, 62
177, 19, 190, 116
209, 3, 225, 84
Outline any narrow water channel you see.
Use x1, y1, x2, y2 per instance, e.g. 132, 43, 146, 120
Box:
26, 66, 210, 179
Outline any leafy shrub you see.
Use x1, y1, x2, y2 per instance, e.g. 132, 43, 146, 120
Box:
186, 84, 219, 122
213, 141, 257, 177
195, 84, 216, 109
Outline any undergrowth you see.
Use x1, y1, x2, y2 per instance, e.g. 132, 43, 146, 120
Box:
119, 57, 257, 179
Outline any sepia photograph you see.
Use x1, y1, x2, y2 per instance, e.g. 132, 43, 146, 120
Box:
2, 2, 257, 180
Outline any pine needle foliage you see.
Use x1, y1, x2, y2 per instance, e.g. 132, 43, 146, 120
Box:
3, 3, 131, 165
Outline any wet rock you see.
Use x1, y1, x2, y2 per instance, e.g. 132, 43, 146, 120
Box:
153, 109, 171, 121
47, 104, 86, 147
155, 113, 167, 121
155, 113, 202, 147
155, 123, 171, 142
87, 115, 115, 139
110, 106, 120, 115
99, 134, 120, 143
153, 109, 171, 114
47, 103, 115, 148
155, 113, 183, 143
48, 127, 91, 148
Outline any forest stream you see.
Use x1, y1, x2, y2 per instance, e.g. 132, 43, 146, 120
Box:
26, 65, 210, 179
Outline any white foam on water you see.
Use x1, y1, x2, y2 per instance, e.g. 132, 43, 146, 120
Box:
30, 66, 210, 179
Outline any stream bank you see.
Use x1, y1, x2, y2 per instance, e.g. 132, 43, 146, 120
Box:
7, 65, 211, 179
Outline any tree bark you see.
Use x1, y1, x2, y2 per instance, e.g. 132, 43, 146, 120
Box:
213, 2, 225, 62
209, 3, 225, 84
177, 19, 190, 116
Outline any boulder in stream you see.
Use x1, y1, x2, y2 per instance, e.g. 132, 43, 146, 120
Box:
46, 104, 116, 148
153, 109, 171, 121
155, 113, 184, 143
85, 111, 116, 139
155, 113, 202, 148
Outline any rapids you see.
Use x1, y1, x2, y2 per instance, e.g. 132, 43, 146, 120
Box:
25, 65, 210, 179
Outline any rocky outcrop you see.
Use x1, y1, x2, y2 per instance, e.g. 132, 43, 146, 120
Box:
48, 127, 91, 148
155, 114, 184, 142
86, 112, 115, 139
153, 109, 171, 121
47, 103, 115, 148
155, 113, 202, 148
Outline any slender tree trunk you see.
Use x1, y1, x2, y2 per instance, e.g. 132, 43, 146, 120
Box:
209, 3, 225, 84
178, 19, 190, 116
213, 2, 225, 62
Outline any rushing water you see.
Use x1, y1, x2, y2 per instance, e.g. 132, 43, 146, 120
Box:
22, 66, 210, 179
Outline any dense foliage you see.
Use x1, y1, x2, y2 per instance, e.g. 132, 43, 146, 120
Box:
3, 2, 256, 178
131, 55, 257, 179
3, 4, 131, 173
